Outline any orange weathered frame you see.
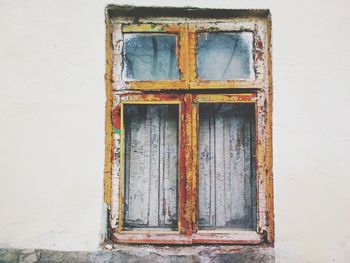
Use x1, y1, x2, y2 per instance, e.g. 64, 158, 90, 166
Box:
105, 6, 273, 245
111, 93, 264, 245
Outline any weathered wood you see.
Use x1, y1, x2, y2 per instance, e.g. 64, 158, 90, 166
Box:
104, 15, 113, 207
113, 233, 192, 244
106, 9, 274, 244
198, 103, 256, 230
113, 230, 260, 245
190, 80, 263, 89
123, 104, 178, 229
192, 230, 261, 244
122, 23, 181, 33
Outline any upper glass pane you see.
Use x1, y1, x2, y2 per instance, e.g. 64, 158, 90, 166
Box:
197, 32, 254, 80
123, 34, 180, 81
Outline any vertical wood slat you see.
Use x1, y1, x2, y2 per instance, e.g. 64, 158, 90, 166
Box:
123, 104, 178, 229
198, 103, 256, 230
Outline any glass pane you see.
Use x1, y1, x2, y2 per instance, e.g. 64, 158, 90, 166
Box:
123, 34, 180, 81
198, 103, 256, 230
123, 104, 179, 230
197, 32, 254, 80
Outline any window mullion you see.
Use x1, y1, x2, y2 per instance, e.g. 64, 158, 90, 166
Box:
178, 95, 188, 234
178, 25, 190, 87
191, 99, 199, 233
188, 24, 197, 86
182, 94, 194, 237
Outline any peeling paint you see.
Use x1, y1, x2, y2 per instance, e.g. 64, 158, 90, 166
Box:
105, 6, 273, 245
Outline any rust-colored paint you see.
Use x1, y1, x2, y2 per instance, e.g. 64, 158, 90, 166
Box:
256, 36, 263, 49
255, 36, 264, 60
112, 107, 121, 130
179, 94, 187, 234
191, 100, 198, 232
106, 8, 273, 245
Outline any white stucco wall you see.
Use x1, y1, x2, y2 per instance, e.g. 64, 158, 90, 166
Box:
0, 0, 349, 262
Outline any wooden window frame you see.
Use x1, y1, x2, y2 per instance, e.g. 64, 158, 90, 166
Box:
111, 19, 266, 91
104, 6, 273, 245
116, 94, 188, 244
119, 24, 189, 90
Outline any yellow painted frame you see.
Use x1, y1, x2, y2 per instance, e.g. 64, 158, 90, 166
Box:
106, 8, 273, 244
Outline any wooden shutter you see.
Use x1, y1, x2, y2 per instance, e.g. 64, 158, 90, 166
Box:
198, 103, 256, 230
123, 104, 179, 230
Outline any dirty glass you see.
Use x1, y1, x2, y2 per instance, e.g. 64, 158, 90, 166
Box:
123, 104, 179, 230
123, 34, 180, 81
197, 32, 254, 80
198, 103, 256, 230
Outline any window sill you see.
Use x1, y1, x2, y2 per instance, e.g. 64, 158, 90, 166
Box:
113, 232, 192, 244
113, 230, 261, 245
193, 230, 261, 244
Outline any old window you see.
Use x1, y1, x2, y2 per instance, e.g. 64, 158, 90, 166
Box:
105, 6, 273, 245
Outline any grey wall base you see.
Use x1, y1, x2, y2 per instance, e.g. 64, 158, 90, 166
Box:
0, 245, 274, 263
